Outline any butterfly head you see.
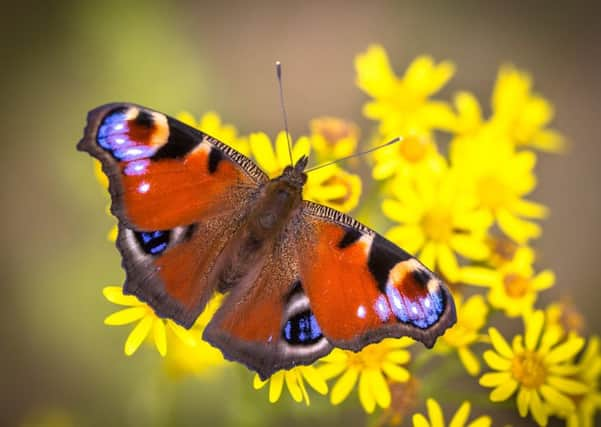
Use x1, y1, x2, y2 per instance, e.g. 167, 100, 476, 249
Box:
280, 155, 308, 189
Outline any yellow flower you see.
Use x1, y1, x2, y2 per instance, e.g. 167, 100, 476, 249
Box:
382, 167, 492, 282
103, 286, 204, 357
474, 247, 555, 318
451, 132, 547, 243
371, 133, 447, 182
434, 294, 489, 376
303, 164, 362, 213
309, 116, 359, 162
480, 311, 588, 426
491, 65, 564, 152
412, 398, 492, 427
557, 336, 601, 427
177, 111, 250, 156
252, 366, 328, 405
355, 45, 455, 138
249, 131, 362, 212
319, 338, 413, 414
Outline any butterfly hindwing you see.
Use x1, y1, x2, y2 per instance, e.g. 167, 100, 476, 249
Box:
78, 103, 267, 326
203, 223, 332, 379
300, 202, 456, 350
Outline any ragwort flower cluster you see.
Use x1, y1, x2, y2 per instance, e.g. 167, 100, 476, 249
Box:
92, 44, 598, 426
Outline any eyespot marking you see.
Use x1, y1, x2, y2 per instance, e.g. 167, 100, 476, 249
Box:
133, 230, 171, 256
283, 310, 323, 345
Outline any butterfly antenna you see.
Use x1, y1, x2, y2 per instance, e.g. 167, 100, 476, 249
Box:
276, 61, 294, 165
304, 136, 402, 173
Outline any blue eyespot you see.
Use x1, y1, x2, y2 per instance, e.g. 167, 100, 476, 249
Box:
283, 310, 322, 345
133, 230, 171, 256
97, 109, 157, 161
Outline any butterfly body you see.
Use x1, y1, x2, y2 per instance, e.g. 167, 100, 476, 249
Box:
79, 103, 456, 379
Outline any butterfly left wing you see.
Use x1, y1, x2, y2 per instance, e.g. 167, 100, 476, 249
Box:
299, 202, 456, 351
78, 103, 267, 326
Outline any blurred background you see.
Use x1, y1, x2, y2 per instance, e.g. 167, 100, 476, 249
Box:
1, 1, 600, 426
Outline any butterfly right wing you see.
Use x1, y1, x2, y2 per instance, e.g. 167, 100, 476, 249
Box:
299, 202, 456, 350
78, 103, 268, 326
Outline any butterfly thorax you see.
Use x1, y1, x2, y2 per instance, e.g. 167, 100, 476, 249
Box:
213, 157, 308, 291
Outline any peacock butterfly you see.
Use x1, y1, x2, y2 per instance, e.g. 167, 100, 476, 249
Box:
78, 102, 456, 379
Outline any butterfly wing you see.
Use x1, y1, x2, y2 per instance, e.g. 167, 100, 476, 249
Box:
203, 227, 333, 379
299, 202, 456, 350
78, 103, 267, 326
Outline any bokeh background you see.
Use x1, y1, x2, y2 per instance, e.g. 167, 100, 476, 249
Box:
1, 1, 600, 426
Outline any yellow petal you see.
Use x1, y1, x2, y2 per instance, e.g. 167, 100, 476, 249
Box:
525, 311, 545, 351
426, 398, 444, 427
300, 366, 328, 395
318, 362, 348, 380
539, 384, 574, 412
530, 389, 549, 426
386, 350, 412, 364
483, 350, 511, 371
249, 132, 278, 176
460, 267, 499, 287
382, 362, 410, 382
153, 318, 167, 357
449, 401, 470, 427
124, 316, 153, 356
269, 372, 285, 403
497, 209, 541, 244
546, 376, 588, 394
437, 244, 460, 282
488, 327, 514, 359
253, 374, 268, 390
412, 413, 431, 427
419, 242, 437, 271
458, 348, 481, 376
489, 379, 519, 402
292, 136, 311, 164
450, 235, 490, 260
544, 335, 584, 364
369, 370, 391, 409
330, 368, 358, 405
533, 270, 555, 291
285, 371, 303, 403
104, 307, 147, 325
479, 371, 511, 387
275, 131, 292, 167
512, 199, 548, 219
517, 388, 531, 417
358, 371, 376, 413
103, 286, 139, 306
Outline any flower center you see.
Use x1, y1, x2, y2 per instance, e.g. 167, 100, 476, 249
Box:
477, 175, 509, 210
399, 136, 429, 163
421, 209, 453, 242
511, 350, 547, 389
503, 273, 531, 299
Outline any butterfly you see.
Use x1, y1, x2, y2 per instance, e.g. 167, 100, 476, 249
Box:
78, 103, 456, 379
